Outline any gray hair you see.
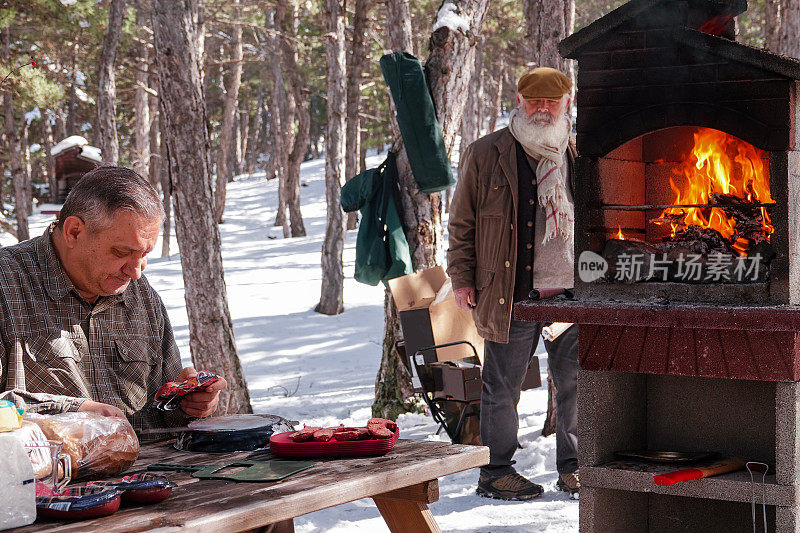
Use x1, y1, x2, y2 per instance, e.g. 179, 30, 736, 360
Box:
56, 166, 164, 232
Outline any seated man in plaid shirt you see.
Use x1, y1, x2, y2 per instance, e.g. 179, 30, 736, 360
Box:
0, 166, 227, 435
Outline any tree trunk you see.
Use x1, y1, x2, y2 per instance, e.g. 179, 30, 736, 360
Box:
542, 372, 557, 437
42, 111, 56, 204
157, 114, 171, 259
282, 0, 307, 238
261, 100, 275, 179
766, 1, 800, 58
245, 89, 263, 173
459, 36, 483, 161
765, 1, 780, 53
522, 0, 573, 72
152, 0, 252, 415
148, 59, 169, 257
96, 0, 127, 165
373, 0, 490, 419
386, 0, 413, 53
486, 65, 505, 133
316, 0, 347, 316
149, 58, 161, 194
267, 5, 291, 237
55, 106, 67, 141
2, 29, 28, 242
65, 44, 77, 137
133, 3, 151, 181
214, 0, 243, 224
21, 122, 32, 217
345, 0, 370, 231
238, 106, 248, 175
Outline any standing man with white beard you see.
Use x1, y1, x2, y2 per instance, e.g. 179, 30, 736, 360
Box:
447, 67, 579, 500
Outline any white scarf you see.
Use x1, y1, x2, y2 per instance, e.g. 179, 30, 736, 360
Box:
508, 108, 574, 248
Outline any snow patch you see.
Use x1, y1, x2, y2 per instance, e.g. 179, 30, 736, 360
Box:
80, 145, 102, 163
51, 135, 88, 156
433, 2, 469, 34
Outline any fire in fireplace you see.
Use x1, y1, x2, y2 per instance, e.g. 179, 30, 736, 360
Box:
601, 127, 776, 284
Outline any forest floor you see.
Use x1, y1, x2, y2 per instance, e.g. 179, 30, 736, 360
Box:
8, 153, 579, 532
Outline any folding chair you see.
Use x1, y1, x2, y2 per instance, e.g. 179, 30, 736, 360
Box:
410, 341, 481, 444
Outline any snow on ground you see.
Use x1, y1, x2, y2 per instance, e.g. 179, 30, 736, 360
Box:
11, 153, 578, 532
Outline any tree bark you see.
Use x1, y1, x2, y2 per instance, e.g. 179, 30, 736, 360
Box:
2, 29, 29, 242
158, 114, 172, 259
21, 121, 32, 217
133, 3, 151, 181
316, 0, 347, 316
152, 0, 252, 415
486, 64, 505, 133
542, 372, 557, 437
42, 110, 56, 204
386, 0, 413, 53
345, 0, 370, 230
266, 5, 290, 237
245, 89, 263, 173
765, 1, 780, 53
96, 0, 127, 165
237, 106, 248, 175
459, 36, 483, 162
214, 0, 243, 224
765, 1, 800, 58
65, 43, 77, 138
282, 0, 307, 238
522, 0, 573, 73
373, 0, 490, 419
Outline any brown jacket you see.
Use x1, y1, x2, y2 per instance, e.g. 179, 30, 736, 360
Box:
446, 127, 575, 343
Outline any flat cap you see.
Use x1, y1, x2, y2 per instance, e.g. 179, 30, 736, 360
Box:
517, 67, 572, 100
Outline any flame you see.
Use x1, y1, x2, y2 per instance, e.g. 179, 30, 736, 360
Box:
661, 128, 774, 254
616, 225, 625, 240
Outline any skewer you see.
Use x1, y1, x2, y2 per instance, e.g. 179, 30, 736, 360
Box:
599, 203, 775, 211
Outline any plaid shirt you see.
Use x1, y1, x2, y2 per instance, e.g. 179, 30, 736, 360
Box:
0, 226, 186, 434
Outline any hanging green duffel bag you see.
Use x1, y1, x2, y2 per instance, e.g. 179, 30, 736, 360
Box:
380, 52, 455, 194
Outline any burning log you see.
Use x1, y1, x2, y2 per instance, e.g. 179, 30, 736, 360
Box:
709, 192, 771, 245
602, 236, 770, 284
667, 225, 737, 256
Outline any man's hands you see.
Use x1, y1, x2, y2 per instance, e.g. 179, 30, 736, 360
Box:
177, 366, 228, 418
78, 399, 125, 418
454, 286, 477, 311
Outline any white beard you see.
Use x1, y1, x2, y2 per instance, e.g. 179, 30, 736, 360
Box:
509, 110, 570, 156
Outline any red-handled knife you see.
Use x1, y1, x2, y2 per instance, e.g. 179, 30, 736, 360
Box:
653, 457, 747, 486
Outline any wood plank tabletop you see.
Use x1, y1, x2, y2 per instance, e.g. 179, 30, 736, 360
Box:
15, 438, 489, 532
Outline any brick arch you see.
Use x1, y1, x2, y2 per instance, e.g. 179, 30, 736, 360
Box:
577, 102, 782, 157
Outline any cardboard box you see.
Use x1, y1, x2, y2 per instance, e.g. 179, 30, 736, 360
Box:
431, 361, 482, 401
521, 357, 542, 390
388, 266, 484, 365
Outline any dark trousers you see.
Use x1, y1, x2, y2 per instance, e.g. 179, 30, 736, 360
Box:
480, 320, 578, 478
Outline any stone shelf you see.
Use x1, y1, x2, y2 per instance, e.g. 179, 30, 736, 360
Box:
582, 463, 796, 507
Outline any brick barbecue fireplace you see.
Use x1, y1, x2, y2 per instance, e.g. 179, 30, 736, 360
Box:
514, 0, 800, 530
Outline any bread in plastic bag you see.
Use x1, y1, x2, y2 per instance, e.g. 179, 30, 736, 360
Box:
14, 421, 52, 479
26, 412, 139, 479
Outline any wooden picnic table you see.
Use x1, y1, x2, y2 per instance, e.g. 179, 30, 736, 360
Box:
15, 438, 489, 533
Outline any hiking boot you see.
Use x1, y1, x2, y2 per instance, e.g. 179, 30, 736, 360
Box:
476, 472, 544, 501
557, 471, 580, 497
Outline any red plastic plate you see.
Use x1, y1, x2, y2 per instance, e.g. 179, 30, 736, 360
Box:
269, 427, 399, 458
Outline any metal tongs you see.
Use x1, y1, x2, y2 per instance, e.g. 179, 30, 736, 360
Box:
746, 461, 769, 533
